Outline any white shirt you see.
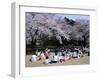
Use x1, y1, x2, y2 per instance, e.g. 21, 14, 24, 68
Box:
37, 52, 40, 56
45, 51, 48, 55
73, 52, 77, 57
44, 59, 50, 64
31, 55, 37, 62
58, 52, 62, 56
58, 56, 63, 60
53, 55, 59, 61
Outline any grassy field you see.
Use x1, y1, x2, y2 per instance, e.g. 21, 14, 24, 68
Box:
25, 52, 89, 67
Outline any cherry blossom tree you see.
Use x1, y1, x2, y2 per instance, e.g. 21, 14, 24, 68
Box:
26, 13, 70, 46
26, 12, 89, 47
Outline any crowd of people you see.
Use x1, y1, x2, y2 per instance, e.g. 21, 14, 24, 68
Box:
30, 47, 90, 65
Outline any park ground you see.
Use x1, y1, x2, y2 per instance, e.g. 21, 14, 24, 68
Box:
25, 52, 89, 67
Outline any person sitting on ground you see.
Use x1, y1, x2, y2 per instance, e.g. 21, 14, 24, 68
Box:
62, 50, 66, 56
58, 52, 66, 63
72, 50, 78, 58
59, 53, 68, 63
39, 51, 45, 61
50, 52, 59, 64
57, 50, 62, 57
79, 48, 84, 57
36, 50, 41, 57
30, 53, 37, 62
45, 50, 49, 57
43, 56, 50, 64
67, 50, 72, 59
64, 53, 70, 61
77, 48, 80, 59
35, 50, 38, 56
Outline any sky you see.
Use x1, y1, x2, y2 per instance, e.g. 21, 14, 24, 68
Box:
56, 14, 90, 20
26, 12, 90, 21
